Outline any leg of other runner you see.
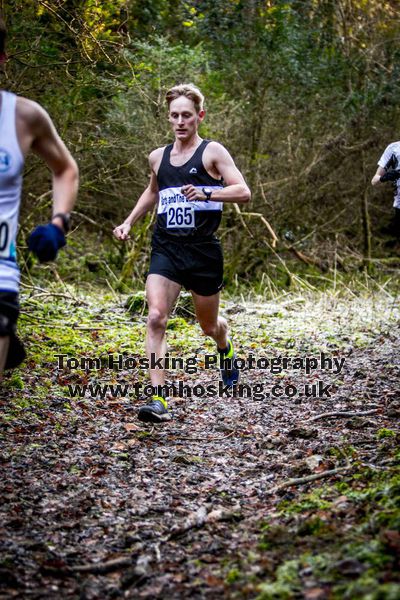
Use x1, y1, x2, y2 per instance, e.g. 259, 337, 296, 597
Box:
0, 336, 10, 374
145, 274, 181, 388
394, 208, 400, 243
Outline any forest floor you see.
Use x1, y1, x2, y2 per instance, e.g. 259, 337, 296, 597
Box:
0, 282, 399, 599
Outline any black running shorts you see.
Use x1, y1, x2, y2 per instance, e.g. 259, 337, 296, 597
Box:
148, 237, 224, 296
0, 291, 26, 370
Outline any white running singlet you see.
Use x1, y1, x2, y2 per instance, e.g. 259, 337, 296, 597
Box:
378, 141, 400, 209
0, 91, 24, 293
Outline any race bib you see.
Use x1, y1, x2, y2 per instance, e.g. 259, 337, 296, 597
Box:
166, 202, 195, 228
0, 218, 12, 259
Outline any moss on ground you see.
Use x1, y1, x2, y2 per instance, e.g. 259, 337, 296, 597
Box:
225, 467, 400, 599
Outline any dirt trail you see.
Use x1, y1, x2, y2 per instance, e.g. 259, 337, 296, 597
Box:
1, 293, 399, 599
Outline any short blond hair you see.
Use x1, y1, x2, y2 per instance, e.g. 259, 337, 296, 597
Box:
165, 83, 204, 113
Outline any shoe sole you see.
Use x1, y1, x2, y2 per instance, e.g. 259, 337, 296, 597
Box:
137, 409, 171, 423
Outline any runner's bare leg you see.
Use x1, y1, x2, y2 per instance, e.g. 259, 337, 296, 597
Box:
191, 291, 228, 349
145, 274, 181, 388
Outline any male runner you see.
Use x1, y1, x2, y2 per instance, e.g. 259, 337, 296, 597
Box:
0, 17, 79, 374
371, 142, 400, 244
113, 83, 250, 423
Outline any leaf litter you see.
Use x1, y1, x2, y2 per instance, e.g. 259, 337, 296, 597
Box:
0, 286, 399, 599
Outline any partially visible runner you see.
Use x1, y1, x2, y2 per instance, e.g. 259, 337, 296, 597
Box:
0, 17, 79, 374
114, 83, 250, 423
371, 141, 400, 245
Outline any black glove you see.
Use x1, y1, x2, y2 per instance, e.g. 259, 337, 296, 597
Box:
380, 169, 400, 183
28, 223, 66, 262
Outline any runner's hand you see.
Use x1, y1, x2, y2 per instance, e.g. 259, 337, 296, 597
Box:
181, 185, 205, 201
113, 223, 131, 241
380, 169, 400, 182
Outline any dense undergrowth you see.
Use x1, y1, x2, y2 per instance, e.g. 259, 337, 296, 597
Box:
5, 0, 400, 276
16, 222, 400, 298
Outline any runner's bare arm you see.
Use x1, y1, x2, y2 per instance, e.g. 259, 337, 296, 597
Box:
20, 99, 78, 229
182, 142, 250, 203
113, 150, 161, 241
371, 166, 385, 186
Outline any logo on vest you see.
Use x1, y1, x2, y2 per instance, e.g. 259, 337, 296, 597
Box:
0, 148, 11, 173
189, 167, 197, 174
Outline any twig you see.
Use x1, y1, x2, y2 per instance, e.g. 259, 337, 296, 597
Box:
36, 1, 78, 37
50, 268, 79, 303
166, 506, 239, 540
19, 311, 135, 329
290, 209, 347, 248
233, 204, 278, 247
167, 506, 207, 539
72, 326, 108, 331
57, 507, 239, 576
105, 278, 119, 301
169, 432, 236, 442
24, 291, 82, 303
310, 409, 379, 422
262, 239, 294, 281
286, 245, 328, 272
266, 465, 354, 495
73, 556, 135, 573
72, 210, 115, 236
60, 555, 136, 575
37, 1, 113, 63
360, 463, 398, 471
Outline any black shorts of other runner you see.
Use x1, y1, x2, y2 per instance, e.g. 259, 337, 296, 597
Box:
0, 292, 26, 370
148, 236, 224, 296
394, 208, 400, 240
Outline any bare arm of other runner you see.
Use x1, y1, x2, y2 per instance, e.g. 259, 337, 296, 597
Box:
21, 98, 79, 230
181, 142, 251, 203
113, 151, 161, 241
371, 166, 386, 186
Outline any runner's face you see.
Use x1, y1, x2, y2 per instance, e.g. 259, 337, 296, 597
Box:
168, 97, 204, 141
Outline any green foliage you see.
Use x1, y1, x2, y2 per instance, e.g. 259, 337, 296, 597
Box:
277, 486, 332, 514
377, 428, 396, 440
3, 0, 400, 285
253, 467, 400, 600
225, 567, 241, 584
257, 559, 301, 599
8, 373, 24, 390
125, 291, 146, 314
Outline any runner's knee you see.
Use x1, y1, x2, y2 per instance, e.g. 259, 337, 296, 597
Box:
147, 309, 168, 332
200, 322, 218, 337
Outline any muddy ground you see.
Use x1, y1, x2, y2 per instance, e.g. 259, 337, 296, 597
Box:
1, 290, 399, 599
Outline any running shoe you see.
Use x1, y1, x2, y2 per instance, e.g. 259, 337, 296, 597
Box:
138, 396, 171, 423
219, 338, 239, 386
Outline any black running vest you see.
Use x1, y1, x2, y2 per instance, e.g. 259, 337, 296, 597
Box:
154, 140, 224, 240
